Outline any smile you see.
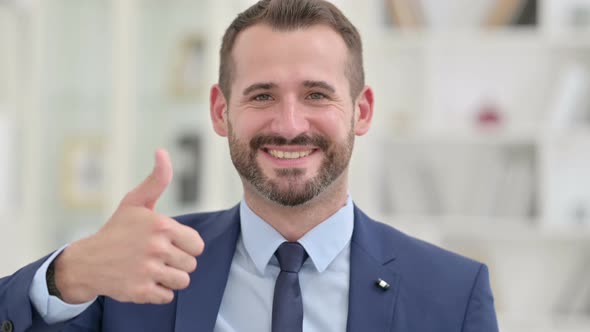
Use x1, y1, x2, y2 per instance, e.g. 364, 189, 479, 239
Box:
266, 149, 314, 159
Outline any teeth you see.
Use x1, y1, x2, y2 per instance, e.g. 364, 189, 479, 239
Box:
268, 149, 312, 159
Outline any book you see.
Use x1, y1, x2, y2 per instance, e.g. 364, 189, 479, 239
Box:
483, 0, 533, 27
386, 0, 424, 28
547, 63, 590, 131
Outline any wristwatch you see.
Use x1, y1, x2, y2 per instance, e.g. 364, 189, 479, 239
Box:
46, 260, 63, 299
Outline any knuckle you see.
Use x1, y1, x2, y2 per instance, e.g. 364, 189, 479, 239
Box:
186, 233, 205, 256
147, 241, 169, 259
195, 238, 205, 255
178, 272, 190, 289
186, 256, 197, 272
140, 261, 160, 278
159, 290, 174, 304
133, 284, 153, 302
152, 217, 171, 233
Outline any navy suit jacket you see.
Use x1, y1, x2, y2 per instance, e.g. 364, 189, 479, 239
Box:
0, 205, 498, 331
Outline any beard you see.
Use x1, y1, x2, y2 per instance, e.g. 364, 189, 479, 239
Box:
228, 121, 354, 207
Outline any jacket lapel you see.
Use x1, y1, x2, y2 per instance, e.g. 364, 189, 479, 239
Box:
174, 206, 241, 332
347, 206, 400, 332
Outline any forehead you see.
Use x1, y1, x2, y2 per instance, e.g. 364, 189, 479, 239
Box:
230, 24, 349, 92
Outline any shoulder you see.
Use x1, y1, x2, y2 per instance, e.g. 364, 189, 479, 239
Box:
355, 209, 492, 317
172, 204, 240, 242
354, 208, 497, 329
354, 207, 485, 282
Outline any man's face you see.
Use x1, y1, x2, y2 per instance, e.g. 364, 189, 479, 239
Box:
220, 24, 359, 206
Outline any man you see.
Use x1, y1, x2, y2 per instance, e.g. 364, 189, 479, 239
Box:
0, 0, 499, 331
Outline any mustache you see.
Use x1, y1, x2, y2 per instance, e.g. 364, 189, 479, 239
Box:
250, 133, 330, 151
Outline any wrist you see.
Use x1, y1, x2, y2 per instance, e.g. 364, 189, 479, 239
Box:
53, 240, 97, 304
46, 259, 62, 299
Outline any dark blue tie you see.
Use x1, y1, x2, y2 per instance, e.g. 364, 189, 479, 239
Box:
272, 242, 308, 332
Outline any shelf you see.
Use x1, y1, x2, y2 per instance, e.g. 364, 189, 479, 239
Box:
498, 313, 590, 332
379, 215, 590, 243
382, 129, 539, 146
376, 126, 590, 147
539, 128, 590, 143
367, 27, 544, 50
546, 32, 590, 49
369, 26, 590, 51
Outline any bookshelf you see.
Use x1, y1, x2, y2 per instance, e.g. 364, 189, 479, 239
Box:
1, 0, 590, 330
348, 0, 590, 330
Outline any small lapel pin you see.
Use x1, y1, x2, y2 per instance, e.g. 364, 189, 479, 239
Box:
376, 278, 390, 290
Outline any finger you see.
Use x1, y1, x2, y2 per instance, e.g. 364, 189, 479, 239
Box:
154, 265, 191, 290
143, 283, 175, 304
169, 223, 205, 257
163, 244, 198, 273
122, 149, 173, 210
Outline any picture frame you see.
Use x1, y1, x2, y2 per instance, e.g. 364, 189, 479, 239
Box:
174, 131, 202, 206
61, 137, 105, 210
483, 0, 532, 27
170, 34, 207, 99
385, 0, 424, 28
542, 0, 590, 36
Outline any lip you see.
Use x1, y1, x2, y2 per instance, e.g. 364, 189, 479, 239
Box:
260, 146, 320, 167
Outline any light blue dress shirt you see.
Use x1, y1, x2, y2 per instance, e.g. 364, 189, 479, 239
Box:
29, 244, 95, 324
29, 197, 354, 331
215, 197, 353, 332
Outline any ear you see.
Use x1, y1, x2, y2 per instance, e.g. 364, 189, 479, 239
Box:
210, 84, 229, 137
354, 86, 374, 136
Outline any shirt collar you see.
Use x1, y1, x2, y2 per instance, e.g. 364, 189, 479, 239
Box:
239, 195, 354, 274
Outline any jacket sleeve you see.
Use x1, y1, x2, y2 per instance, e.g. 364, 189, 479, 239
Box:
0, 254, 52, 332
461, 264, 500, 332
0, 255, 103, 332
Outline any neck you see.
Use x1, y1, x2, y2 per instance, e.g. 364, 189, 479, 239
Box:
243, 172, 349, 242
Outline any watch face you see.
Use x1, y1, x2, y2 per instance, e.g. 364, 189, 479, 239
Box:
46, 261, 62, 298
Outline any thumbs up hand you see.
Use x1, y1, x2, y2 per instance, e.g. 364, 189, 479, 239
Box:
53, 149, 205, 304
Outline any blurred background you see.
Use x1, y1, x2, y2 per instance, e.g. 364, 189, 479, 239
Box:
1, 0, 590, 331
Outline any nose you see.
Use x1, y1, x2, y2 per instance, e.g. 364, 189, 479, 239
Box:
270, 97, 310, 140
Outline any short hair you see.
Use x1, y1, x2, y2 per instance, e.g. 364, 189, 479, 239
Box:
218, 0, 364, 100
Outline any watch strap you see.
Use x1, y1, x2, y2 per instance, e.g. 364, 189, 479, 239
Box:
46, 260, 63, 299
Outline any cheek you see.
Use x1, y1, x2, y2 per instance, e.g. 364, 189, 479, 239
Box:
312, 111, 353, 139
229, 112, 269, 139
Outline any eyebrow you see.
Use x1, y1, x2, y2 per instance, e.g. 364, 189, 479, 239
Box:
303, 80, 336, 93
241, 80, 337, 96
242, 82, 277, 96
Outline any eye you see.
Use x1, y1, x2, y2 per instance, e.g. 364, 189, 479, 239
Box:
307, 92, 327, 100
253, 94, 273, 101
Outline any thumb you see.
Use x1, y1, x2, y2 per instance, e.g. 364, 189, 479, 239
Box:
122, 149, 173, 210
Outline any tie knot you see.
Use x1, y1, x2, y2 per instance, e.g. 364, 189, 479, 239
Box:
275, 242, 308, 273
